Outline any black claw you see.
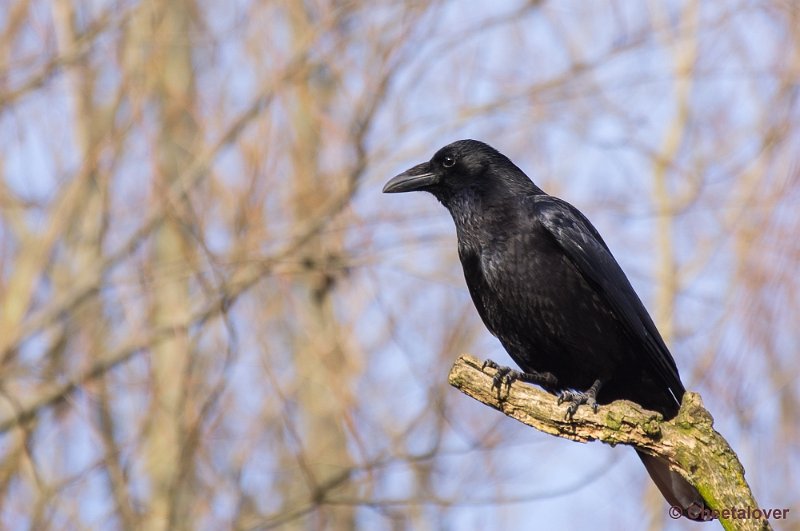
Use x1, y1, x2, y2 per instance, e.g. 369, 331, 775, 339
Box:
480, 359, 522, 398
556, 390, 571, 405
557, 389, 599, 418
494, 367, 516, 395
556, 378, 604, 418
491, 371, 503, 391
480, 359, 563, 400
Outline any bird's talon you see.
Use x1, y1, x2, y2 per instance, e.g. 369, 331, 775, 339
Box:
481, 361, 520, 398
557, 390, 574, 405
558, 388, 600, 418
491, 373, 503, 391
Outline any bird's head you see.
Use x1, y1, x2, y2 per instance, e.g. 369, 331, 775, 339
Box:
382, 139, 539, 206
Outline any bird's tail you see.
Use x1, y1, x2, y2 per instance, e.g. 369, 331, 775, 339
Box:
636, 450, 712, 522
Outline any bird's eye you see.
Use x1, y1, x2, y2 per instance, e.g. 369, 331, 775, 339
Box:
443, 156, 456, 168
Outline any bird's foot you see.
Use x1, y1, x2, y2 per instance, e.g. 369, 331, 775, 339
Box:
481, 359, 517, 396
481, 359, 558, 398
557, 389, 599, 418
557, 377, 605, 418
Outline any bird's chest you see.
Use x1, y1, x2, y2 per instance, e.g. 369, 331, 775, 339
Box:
459, 237, 592, 343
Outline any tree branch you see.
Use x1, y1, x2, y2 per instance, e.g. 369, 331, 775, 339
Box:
448, 355, 773, 531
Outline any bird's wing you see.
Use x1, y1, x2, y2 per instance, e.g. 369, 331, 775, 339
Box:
533, 195, 684, 406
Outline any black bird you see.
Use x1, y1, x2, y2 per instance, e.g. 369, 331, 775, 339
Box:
383, 139, 709, 520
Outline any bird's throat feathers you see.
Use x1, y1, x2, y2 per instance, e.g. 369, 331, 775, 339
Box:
440, 176, 540, 249
445, 188, 515, 253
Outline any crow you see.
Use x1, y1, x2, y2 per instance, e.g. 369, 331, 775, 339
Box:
383, 139, 709, 521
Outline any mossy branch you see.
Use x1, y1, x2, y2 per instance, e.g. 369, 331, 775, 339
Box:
448, 354, 774, 531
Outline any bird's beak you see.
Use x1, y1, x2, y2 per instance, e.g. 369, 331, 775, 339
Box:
383, 162, 438, 193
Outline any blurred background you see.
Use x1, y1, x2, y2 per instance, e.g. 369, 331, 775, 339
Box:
0, 1, 798, 529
